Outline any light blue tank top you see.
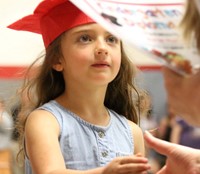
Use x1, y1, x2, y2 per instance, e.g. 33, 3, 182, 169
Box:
25, 100, 134, 173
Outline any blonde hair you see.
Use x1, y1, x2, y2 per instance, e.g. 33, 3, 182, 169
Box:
180, 0, 200, 52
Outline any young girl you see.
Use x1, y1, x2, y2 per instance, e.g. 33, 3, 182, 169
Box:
8, 0, 150, 173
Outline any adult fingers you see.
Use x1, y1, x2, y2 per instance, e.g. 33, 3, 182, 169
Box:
157, 165, 167, 174
144, 131, 172, 156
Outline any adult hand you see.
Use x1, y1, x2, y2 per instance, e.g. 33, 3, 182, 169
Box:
144, 131, 200, 174
162, 67, 200, 126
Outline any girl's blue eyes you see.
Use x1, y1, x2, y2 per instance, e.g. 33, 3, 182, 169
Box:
78, 34, 119, 44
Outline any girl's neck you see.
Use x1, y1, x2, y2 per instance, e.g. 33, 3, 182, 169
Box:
56, 86, 110, 126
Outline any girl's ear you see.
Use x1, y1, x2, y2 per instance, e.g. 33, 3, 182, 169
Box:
52, 62, 63, 72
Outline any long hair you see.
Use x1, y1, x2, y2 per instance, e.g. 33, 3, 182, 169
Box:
105, 43, 141, 124
15, 35, 64, 160
180, 0, 200, 53
15, 33, 148, 160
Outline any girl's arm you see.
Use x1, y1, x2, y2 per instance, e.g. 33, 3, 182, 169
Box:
25, 110, 149, 174
25, 110, 105, 174
128, 120, 145, 156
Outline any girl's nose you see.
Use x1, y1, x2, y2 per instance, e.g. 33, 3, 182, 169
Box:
94, 38, 108, 57
95, 48, 108, 56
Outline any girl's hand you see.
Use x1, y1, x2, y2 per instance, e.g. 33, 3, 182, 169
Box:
102, 155, 150, 174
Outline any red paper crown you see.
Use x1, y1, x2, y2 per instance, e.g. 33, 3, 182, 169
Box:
7, 0, 95, 48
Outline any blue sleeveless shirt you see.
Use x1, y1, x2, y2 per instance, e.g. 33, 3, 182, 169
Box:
25, 100, 134, 173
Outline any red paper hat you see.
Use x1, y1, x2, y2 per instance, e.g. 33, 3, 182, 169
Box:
7, 0, 95, 48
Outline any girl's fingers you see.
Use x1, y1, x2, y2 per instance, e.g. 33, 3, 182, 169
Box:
118, 163, 151, 173
119, 156, 148, 165
135, 153, 142, 157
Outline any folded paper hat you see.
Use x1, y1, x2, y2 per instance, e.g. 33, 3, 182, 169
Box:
7, 0, 95, 48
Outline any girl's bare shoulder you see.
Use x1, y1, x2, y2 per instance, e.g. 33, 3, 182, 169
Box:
25, 109, 60, 136
127, 120, 145, 155
127, 120, 143, 133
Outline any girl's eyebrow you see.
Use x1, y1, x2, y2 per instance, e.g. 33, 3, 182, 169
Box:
71, 29, 113, 36
71, 29, 93, 35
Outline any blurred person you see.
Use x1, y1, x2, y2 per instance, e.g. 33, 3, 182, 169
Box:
157, 112, 176, 143
0, 97, 13, 174
162, 67, 200, 126
171, 117, 200, 149
0, 97, 13, 150
144, 1, 200, 172
162, 0, 200, 126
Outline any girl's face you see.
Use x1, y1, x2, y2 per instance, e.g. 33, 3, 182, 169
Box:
58, 23, 121, 88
